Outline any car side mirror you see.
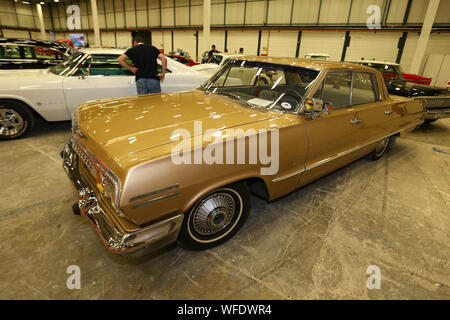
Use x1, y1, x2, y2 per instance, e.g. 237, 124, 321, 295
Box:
301, 98, 324, 113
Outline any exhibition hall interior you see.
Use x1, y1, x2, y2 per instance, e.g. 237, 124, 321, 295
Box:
0, 0, 449, 300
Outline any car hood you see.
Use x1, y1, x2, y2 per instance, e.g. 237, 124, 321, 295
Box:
386, 79, 450, 97
191, 63, 219, 71
0, 68, 51, 77
77, 89, 281, 168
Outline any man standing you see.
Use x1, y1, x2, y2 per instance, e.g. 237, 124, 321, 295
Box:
117, 34, 167, 95
208, 44, 219, 59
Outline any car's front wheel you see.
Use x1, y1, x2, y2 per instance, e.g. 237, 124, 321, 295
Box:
369, 135, 396, 160
0, 101, 33, 140
177, 182, 250, 251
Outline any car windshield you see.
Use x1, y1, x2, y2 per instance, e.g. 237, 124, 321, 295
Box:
367, 63, 406, 81
208, 55, 223, 65
202, 60, 320, 113
49, 52, 86, 76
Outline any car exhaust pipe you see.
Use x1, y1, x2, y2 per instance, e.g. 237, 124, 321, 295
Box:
72, 203, 81, 215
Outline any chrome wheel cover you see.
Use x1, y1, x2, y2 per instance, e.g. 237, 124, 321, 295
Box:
0, 108, 24, 137
192, 192, 236, 236
375, 138, 389, 156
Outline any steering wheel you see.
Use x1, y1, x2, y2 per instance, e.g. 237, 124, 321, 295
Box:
278, 88, 302, 111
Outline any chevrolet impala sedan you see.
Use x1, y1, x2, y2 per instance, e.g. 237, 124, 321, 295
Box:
62, 57, 424, 254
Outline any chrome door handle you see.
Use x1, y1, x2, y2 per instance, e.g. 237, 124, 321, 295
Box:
350, 118, 362, 124
384, 110, 393, 115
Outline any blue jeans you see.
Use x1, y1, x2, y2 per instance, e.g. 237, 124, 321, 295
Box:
136, 78, 161, 95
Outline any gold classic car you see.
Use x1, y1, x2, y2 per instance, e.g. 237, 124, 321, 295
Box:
62, 56, 424, 254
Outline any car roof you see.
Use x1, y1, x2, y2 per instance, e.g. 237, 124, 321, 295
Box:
349, 60, 399, 66
79, 47, 126, 55
232, 56, 376, 72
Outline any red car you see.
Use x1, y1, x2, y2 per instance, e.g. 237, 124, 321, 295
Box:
402, 73, 432, 86
167, 54, 199, 67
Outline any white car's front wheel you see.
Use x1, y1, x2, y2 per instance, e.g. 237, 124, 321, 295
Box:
0, 101, 33, 140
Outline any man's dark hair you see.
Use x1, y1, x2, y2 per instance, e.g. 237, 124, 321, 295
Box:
133, 33, 145, 44
212, 45, 216, 48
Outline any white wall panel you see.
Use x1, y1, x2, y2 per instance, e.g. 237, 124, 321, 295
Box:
407, 0, 427, 24
345, 31, 400, 63
267, 30, 297, 57
292, 0, 320, 24
161, 7, 174, 27
300, 31, 345, 61
227, 30, 258, 55
319, 0, 351, 24
173, 30, 198, 58
245, 1, 265, 25
152, 31, 164, 50
211, 2, 225, 25
175, 6, 190, 26
267, 0, 291, 25
116, 30, 132, 49
225, 1, 244, 25
435, 0, 450, 24
400, 33, 419, 73
100, 31, 117, 47
210, 30, 225, 52
2, 29, 29, 38
386, 0, 408, 24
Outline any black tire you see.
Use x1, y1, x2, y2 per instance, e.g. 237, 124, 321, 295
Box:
369, 135, 396, 161
177, 181, 250, 251
0, 100, 34, 140
424, 119, 437, 123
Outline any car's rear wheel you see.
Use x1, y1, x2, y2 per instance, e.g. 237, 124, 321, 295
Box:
0, 101, 33, 140
177, 182, 250, 251
369, 135, 396, 160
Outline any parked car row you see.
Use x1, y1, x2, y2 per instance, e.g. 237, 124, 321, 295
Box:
351, 60, 450, 122
0, 41, 440, 255
0, 38, 76, 69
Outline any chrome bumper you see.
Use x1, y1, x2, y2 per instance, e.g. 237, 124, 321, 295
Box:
61, 141, 183, 254
423, 107, 450, 120
414, 96, 450, 120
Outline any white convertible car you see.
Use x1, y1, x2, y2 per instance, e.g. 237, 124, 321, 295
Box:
191, 53, 244, 76
0, 48, 210, 140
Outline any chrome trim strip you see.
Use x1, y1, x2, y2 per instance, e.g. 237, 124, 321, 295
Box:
272, 168, 306, 183
131, 192, 179, 210
272, 121, 421, 183
130, 184, 179, 203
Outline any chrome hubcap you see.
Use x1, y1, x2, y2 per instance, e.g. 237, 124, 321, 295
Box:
0, 108, 24, 137
192, 193, 235, 236
375, 138, 389, 156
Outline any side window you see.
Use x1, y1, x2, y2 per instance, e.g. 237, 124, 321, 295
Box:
351, 73, 377, 106
23, 46, 34, 58
315, 72, 351, 110
35, 47, 58, 60
157, 64, 171, 73
0, 45, 21, 59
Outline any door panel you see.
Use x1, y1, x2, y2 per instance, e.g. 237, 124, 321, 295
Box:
299, 71, 360, 186
62, 75, 136, 116
300, 108, 360, 186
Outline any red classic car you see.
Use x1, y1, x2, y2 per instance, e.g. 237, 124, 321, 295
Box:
167, 54, 199, 67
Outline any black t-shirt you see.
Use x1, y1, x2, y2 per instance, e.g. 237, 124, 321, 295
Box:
124, 44, 161, 80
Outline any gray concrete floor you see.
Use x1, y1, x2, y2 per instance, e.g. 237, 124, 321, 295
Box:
0, 118, 449, 300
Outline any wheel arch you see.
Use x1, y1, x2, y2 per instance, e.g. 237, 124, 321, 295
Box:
180, 174, 270, 214
0, 96, 46, 121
